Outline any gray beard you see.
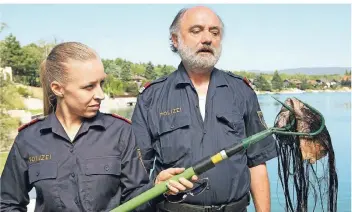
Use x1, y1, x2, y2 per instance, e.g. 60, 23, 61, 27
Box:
177, 38, 222, 74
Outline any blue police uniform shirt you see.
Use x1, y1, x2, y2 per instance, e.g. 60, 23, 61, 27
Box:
0, 111, 153, 212
132, 63, 277, 206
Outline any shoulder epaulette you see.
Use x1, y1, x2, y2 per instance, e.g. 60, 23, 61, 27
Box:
109, 113, 132, 124
139, 76, 168, 94
226, 71, 253, 90
242, 77, 253, 90
18, 116, 45, 132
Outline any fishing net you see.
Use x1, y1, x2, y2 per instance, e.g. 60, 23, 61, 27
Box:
274, 97, 338, 212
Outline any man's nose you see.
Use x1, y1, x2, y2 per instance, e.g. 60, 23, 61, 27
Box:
200, 32, 212, 45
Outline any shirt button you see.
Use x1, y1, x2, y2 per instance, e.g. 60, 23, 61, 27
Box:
71, 173, 75, 178
104, 165, 110, 171
170, 125, 174, 129
36, 171, 40, 176
69, 148, 73, 153
203, 130, 207, 134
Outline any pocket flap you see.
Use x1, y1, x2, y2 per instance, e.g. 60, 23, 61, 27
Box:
28, 161, 58, 184
158, 114, 190, 135
216, 112, 244, 132
85, 156, 121, 176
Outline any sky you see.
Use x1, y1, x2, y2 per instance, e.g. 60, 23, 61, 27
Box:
0, 4, 350, 71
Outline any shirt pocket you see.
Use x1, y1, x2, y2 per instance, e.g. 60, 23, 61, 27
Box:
28, 161, 58, 184
84, 156, 122, 210
216, 112, 246, 141
157, 114, 191, 164
85, 156, 121, 176
28, 161, 60, 205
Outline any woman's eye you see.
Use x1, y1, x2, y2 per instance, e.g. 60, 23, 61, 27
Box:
84, 85, 94, 90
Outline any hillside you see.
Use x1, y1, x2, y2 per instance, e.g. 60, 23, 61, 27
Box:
249, 67, 350, 75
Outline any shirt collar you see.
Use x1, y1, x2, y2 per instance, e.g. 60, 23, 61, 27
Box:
174, 62, 228, 88
40, 111, 106, 140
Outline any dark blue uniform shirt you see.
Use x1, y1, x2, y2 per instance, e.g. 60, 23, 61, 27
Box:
0, 112, 153, 212
132, 63, 277, 206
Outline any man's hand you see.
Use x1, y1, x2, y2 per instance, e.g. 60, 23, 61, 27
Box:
155, 167, 198, 195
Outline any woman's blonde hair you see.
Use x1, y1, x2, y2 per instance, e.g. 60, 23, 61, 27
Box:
40, 42, 97, 115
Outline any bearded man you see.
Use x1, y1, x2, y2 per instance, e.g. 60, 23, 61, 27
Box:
131, 6, 277, 212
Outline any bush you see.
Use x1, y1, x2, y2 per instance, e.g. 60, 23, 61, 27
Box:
0, 84, 25, 110
17, 86, 32, 98
124, 82, 139, 96
0, 114, 20, 151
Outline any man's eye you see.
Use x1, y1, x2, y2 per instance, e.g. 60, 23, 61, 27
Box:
100, 80, 105, 86
211, 31, 219, 36
191, 29, 201, 34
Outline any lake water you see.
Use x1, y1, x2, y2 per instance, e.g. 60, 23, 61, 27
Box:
115, 92, 351, 212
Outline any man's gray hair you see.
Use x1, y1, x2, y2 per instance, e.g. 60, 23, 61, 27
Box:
169, 7, 225, 53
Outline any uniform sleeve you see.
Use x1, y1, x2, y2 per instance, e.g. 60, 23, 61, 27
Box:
119, 126, 154, 212
1, 138, 32, 212
244, 92, 277, 168
131, 95, 155, 174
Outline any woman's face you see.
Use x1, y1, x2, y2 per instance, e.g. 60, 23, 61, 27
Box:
58, 58, 106, 118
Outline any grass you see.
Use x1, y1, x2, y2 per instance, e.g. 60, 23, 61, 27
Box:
0, 152, 9, 176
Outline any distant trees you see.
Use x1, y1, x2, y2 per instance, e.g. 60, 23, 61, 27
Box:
271, 70, 283, 91
341, 70, 351, 87
145, 61, 157, 80
121, 61, 132, 81
254, 74, 271, 91
1, 32, 350, 97
0, 34, 59, 86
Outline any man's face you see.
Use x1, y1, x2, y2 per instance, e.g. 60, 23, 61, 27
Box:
174, 7, 223, 72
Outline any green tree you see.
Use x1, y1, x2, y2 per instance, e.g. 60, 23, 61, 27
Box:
161, 65, 168, 77
21, 43, 43, 86
271, 70, 283, 91
0, 34, 24, 78
300, 79, 313, 90
103, 75, 124, 97
145, 61, 156, 80
131, 63, 146, 76
124, 82, 139, 96
102, 59, 121, 77
254, 74, 271, 91
120, 61, 131, 81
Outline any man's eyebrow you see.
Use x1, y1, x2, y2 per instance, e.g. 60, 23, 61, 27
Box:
209, 26, 221, 31
189, 25, 204, 30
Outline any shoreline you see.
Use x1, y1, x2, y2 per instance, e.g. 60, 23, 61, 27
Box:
255, 88, 351, 95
